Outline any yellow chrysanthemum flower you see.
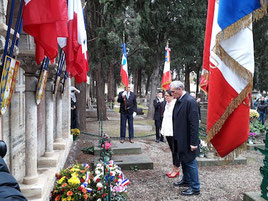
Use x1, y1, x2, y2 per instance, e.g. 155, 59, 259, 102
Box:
68, 176, 80, 186
58, 176, 66, 184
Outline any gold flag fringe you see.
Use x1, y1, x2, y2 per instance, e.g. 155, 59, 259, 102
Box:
216, 1, 267, 43
207, 81, 252, 142
207, 141, 247, 164
216, 45, 253, 83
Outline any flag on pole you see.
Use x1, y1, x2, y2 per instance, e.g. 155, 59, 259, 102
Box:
23, 0, 68, 64
58, 0, 89, 83
161, 43, 171, 90
202, 0, 266, 157
120, 43, 129, 87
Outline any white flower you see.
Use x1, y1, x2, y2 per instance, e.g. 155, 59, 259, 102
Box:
96, 182, 103, 188
200, 140, 207, 147
93, 175, 100, 182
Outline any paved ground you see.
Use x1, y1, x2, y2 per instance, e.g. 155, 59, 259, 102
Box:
65, 131, 264, 201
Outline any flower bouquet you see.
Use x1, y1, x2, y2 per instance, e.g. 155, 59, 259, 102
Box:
71, 128, 80, 141
99, 134, 113, 159
199, 139, 209, 157
51, 163, 92, 201
92, 160, 129, 201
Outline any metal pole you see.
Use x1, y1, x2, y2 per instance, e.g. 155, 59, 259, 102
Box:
9, 0, 24, 57
2, 0, 15, 66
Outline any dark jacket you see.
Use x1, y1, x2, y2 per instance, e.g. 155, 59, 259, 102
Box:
153, 98, 164, 121
0, 157, 27, 201
257, 100, 267, 113
117, 91, 137, 114
172, 93, 200, 163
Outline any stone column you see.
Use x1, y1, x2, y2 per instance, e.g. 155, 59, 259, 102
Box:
23, 73, 38, 184
44, 79, 54, 157
62, 77, 71, 138
55, 91, 63, 142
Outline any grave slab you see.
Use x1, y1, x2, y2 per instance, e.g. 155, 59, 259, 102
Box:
95, 154, 153, 170
111, 154, 154, 170
94, 141, 142, 155
243, 192, 266, 201
197, 156, 247, 167
247, 143, 265, 151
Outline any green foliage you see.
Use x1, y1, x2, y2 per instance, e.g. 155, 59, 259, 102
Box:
250, 120, 267, 134
253, 15, 268, 92
81, 146, 95, 155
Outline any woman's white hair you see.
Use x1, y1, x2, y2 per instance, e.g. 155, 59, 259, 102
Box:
170, 81, 184, 90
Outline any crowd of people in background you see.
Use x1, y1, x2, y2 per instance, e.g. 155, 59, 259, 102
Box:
253, 96, 268, 125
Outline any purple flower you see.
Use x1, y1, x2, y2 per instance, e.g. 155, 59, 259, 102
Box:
249, 132, 256, 137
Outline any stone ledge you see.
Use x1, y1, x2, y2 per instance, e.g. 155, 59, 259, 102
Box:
243, 192, 267, 201
247, 143, 265, 151
37, 151, 61, 168
197, 156, 247, 167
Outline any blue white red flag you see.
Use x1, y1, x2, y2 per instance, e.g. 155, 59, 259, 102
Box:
161, 43, 171, 90
58, 0, 89, 83
201, 0, 266, 157
120, 43, 129, 87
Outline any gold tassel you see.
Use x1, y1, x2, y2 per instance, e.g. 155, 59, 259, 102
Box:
216, 45, 253, 83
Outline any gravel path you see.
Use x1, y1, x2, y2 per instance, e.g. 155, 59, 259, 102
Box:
65, 134, 264, 201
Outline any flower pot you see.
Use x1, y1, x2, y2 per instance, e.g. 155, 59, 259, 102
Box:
73, 135, 78, 141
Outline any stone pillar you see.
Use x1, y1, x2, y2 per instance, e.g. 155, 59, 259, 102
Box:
23, 73, 38, 184
55, 91, 63, 142
44, 79, 54, 157
62, 77, 71, 138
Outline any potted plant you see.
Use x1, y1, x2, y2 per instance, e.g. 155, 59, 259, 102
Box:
71, 128, 80, 141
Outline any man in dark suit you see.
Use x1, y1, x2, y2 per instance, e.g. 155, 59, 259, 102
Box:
170, 81, 200, 196
153, 91, 164, 143
117, 86, 137, 143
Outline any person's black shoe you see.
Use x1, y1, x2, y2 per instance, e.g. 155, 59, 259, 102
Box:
155, 139, 159, 143
181, 188, 200, 196
173, 180, 190, 187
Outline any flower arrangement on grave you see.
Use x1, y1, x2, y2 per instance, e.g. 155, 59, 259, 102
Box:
92, 160, 129, 201
199, 139, 209, 157
249, 109, 259, 121
99, 134, 113, 159
248, 109, 267, 144
248, 132, 257, 144
51, 160, 130, 201
71, 128, 80, 141
51, 163, 92, 201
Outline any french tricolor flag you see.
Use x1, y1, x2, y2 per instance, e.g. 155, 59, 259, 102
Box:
58, 0, 89, 83
202, 0, 266, 157
161, 44, 171, 90
23, 0, 68, 64
120, 43, 129, 87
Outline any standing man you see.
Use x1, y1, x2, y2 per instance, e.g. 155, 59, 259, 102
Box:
153, 91, 164, 143
117, 86, 137, 143
257, 96, 267, 125
170, 81, 200, 196
70, 86, 80, 129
